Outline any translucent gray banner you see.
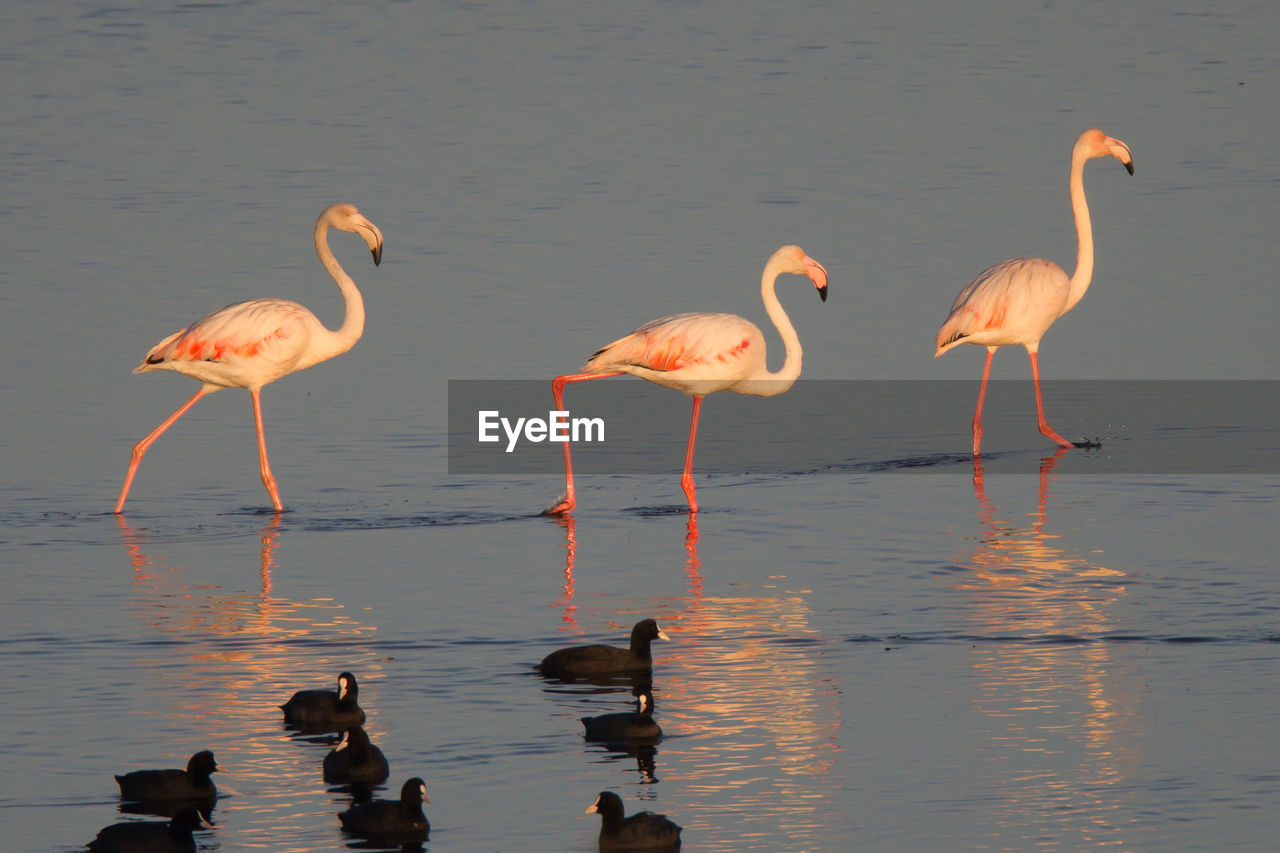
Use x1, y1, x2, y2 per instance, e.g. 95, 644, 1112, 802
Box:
447, 380, 1280, 475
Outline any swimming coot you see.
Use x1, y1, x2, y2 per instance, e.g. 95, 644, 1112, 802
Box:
323, 727, 390, 784
582, 691, 663, 742
537, 619, 669, 678
586, 790, 682, 849
115, 750, 218, 801
338, 777, 429, 842
280, 671, 365, 730
86, 806, 207, 853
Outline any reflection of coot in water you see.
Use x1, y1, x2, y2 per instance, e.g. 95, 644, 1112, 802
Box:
583, 691, 663, 742
537, 620, 669, 678
87, 806, 206, 853
595, 743, 660, 786
281, 671, 365, 730
115, 750, 218, 801
323, 727, 389, 784
586, 791, 682, 850
338, 777, 430, 842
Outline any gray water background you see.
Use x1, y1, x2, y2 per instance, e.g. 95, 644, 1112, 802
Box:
2, 2, 1279, 851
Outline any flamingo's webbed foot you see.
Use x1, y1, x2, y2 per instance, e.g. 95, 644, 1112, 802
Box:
542, 494, 576, 516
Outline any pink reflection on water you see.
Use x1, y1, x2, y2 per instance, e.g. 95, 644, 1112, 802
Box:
114, 515, 383, 842
550, 514, 580, 633
951, 449, 1146, 846
551, 512, 704, 636
547, 510, 839, 847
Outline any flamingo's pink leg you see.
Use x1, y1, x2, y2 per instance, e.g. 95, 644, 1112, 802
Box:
971, 348, 994, 456
543, 372, 621, 515
1029, 351, 1073, 449
680, 397, 703, 512
250, 389, 284, 511
114, 388, 211, 514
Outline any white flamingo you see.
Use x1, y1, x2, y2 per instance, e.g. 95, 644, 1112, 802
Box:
546, 245, 828, 514
935, 128, 1133, 455
114, 203, 383, 513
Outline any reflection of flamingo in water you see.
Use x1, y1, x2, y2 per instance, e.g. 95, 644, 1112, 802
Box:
934, 129, 1133, 455
682, 513, 703, 597
543, 511, 838, 838
545, 245, 828, 514
117, 512, 283, 593
115, 515, 379, 740
956, 450, 1137, 843
114, 514, 386, 843
961, 446, 1125, 593
114, 203, 384, 513
550, 512, 703, 632
549, 514, 580, 633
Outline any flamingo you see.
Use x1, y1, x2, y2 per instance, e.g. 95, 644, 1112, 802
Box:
545, 245, 828, 514
934, 128, 1133, 455
113, 203, 383, 513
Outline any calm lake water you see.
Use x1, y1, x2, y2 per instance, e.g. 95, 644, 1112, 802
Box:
3, 2, 1279, 851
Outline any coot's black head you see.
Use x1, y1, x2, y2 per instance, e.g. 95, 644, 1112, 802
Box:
401, 777, 430, 805
171, 807, 207, 832
630, 619, 670, 649
586, 790, 625, 819
337, 672, 359, 702
187, 750, 218, 777
337, 727, 372, 752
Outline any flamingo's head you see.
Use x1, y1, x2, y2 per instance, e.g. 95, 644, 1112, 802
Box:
1076, 128, 1134, 175
772, 245, 829, 302
321, 203, 384, 266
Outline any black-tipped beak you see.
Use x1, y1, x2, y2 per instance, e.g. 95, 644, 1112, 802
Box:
371, 246, 382, 266
817, 284, 828, 303
1124, 161, 1134, 176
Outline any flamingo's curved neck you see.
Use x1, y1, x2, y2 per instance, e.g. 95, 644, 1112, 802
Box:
735, 260, 802, 398
313, 218, 366, 360
1062, 150, 1094, 316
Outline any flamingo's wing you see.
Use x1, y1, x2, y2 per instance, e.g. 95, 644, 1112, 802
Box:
935, 257, 1067, 351
141, 298, 314, 367
584, 312, 762, 374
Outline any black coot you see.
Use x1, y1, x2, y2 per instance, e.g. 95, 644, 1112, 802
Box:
537, 619, 669, 678
323, 727, 389, 784
280, 671, 365, 730
115, 750, 218, 801
338, 777, 430, 842
86, 806, 206, 853
585, 790, 682, 849
583, 691, 663, 741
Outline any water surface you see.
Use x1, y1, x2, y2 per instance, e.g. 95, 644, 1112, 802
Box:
2, 2, 1279, 851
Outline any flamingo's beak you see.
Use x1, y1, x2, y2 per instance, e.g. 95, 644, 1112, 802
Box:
355, 217, 384, 265
1105, 136, 1134, 175
805, 256, 829, 302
